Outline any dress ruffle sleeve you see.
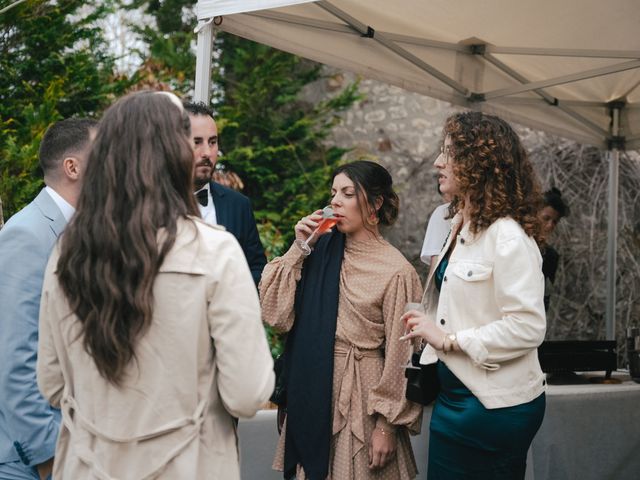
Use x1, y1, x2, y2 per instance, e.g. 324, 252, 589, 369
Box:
259, 244, 306, 333
366, 264, 423, 434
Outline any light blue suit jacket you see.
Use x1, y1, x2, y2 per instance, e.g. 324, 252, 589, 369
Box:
0, 189, 64, 467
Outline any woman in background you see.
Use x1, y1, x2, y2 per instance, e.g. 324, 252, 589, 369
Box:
261, 160, 423, 480
539, 187, 570, 310
402, 112, 546, 480
37, 91, 274, 479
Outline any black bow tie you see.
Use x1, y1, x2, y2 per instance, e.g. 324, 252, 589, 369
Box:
196, 189, 208, 207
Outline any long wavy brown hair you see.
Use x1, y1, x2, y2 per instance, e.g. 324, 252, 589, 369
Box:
56, 91, 199, 385
443, 111, 543, 242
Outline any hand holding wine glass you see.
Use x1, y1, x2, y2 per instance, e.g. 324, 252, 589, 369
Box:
294, 206, 338, 255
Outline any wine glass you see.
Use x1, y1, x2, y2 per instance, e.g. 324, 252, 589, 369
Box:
294, 205, 338, 256
402, 302, 425, 369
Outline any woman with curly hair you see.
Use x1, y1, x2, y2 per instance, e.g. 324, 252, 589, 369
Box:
401, 112, 546, 479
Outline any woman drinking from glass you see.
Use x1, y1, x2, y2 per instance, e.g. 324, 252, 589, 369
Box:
401, 112, 547, 480
260, 160, 423, 480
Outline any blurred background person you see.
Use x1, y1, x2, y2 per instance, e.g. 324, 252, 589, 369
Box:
213, 162, 245, 192
0, 118, 96, 480
36, 92, 274, 480
260, 160, 423, 480
420, 182, 452, 278
402, 112, 546, 480
539, 187, 570, 310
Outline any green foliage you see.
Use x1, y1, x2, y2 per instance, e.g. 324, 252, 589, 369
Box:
214, 33, 361, 256
125, 0, 197, 94
0, 0, 131, 218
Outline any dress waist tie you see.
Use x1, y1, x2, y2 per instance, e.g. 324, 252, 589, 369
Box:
333, 341, 383, 459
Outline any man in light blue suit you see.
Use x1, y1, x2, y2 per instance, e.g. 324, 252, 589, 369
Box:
0, 118, 96, 480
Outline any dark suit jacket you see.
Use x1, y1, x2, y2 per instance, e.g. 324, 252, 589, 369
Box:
210, 182, 267, 286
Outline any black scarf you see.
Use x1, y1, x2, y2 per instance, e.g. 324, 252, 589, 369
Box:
283, 230, 345, 480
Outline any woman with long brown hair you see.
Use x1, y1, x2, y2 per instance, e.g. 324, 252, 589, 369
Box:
401, 112, 546, 479
36, 91, 274, 479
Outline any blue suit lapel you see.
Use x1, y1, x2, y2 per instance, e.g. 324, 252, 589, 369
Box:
33, 189, 67, 238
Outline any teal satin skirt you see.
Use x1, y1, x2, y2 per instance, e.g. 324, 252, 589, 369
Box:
428, 362, 545, 480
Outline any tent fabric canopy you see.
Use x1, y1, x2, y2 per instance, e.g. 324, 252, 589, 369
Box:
195, 0, 640, 150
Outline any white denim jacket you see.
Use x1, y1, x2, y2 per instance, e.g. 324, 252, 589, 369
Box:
420, 213, 546, 409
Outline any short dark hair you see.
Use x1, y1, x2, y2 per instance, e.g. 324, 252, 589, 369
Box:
332, 160, 399, 226
543, 187, 570, 218
39, 118, 97, 176
182, 101, 214, 119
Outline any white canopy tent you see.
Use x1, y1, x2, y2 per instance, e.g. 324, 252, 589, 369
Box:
193, 0, 640, 340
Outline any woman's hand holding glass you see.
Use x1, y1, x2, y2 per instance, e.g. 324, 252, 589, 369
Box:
399, 309, 445, 350
294, 206, 337, 255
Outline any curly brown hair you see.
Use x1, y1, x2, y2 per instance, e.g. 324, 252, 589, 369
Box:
443, 111, 543, 242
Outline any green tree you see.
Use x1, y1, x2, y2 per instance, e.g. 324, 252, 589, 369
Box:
0, 0, 130, 219
214, 33, 360, 257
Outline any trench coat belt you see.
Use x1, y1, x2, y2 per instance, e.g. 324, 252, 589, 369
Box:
333, 342, 383, 457
60, 394, 209, 480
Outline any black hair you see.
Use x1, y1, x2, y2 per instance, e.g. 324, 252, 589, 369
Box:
182, 101, 214, 119
332, 160, 399, 226
543, 187, 570, 218
39, 118, 98, 176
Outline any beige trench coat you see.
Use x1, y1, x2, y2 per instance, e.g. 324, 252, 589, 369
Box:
37, 218, 275, 479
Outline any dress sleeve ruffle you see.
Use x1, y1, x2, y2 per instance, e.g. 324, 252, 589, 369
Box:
259, 244, 306, 333
367, 263, 423, 434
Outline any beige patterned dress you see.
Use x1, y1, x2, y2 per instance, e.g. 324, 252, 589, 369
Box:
260, 234, 423, 480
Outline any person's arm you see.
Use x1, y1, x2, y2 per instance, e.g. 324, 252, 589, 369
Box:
420, 203, 450, 265
259, 245, 306, 333
455, 233, 546, 367
208, 236, 275, 418
0, 225, 60, 471
259, 210, 325, 333
37, 253, 65, 408
367, 265, 423, 468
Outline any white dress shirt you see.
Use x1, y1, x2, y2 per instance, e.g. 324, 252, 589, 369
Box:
195, 183, 218, 225
45, 186, 75, 222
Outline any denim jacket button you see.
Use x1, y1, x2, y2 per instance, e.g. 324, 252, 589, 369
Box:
440, 318, 446, 325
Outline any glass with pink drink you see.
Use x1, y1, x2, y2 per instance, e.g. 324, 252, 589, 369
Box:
294, 206, 338, 255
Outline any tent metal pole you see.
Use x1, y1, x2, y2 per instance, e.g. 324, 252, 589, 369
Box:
483, 59, 640, 100
316, 0, 469, 96
482, 53, 608, 138
605, 107, 621, 341
194, 19, 215, 103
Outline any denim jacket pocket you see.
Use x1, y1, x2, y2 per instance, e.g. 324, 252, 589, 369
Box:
451, 262, 493, 282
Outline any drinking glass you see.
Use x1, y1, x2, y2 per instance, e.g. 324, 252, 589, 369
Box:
294, 206, 338, 256
402, 302, 425, 369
